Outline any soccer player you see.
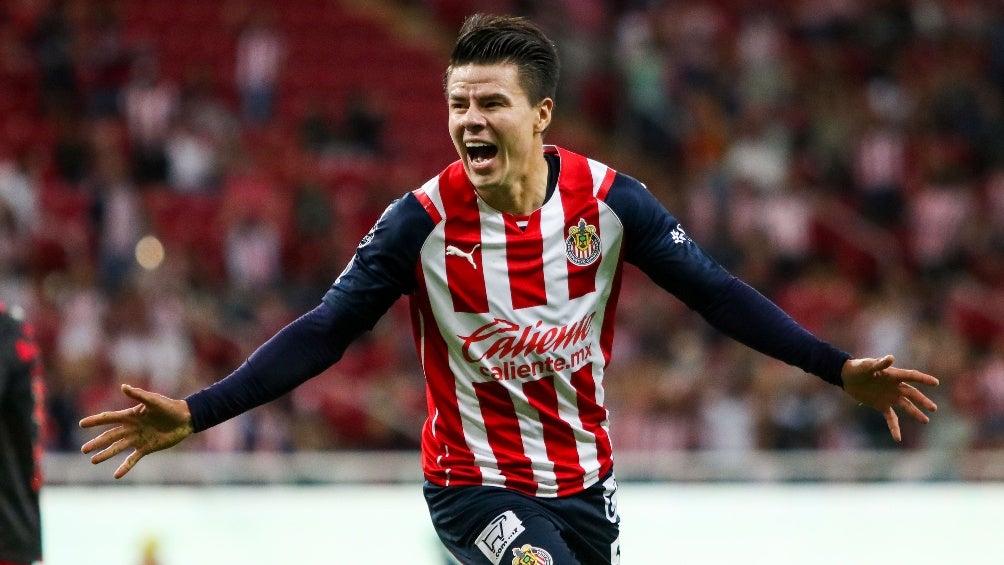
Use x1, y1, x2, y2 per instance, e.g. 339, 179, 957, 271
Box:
80, 14, 940, 564
0, 303, 45, 565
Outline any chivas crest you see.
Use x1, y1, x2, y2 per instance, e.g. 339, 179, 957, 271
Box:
565, 218, 601, 266
512, 544, 553, 565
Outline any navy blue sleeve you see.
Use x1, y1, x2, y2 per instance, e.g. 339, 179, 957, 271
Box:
605, 174, 850, 385
322, 193, 436, 313
186, 194, 435, 431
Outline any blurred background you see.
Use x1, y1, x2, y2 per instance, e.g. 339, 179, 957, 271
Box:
2, 0, 1004, 561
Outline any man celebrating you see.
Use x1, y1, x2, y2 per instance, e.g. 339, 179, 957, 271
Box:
81, 14, 939, 564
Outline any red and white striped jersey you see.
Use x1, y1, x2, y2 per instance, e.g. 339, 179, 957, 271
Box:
411, 145, 621, 497
189, 144, 851, 499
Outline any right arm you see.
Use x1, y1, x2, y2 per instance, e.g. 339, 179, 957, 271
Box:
80, 193, 436, 476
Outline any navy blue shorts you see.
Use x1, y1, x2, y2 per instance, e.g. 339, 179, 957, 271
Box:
424, 473, 621, 565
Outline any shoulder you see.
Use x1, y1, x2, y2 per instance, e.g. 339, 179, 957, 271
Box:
357, 192, 439, 260
602, 171, 666, 220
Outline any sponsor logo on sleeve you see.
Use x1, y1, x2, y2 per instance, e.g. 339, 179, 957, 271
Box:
670, 224, 691, 245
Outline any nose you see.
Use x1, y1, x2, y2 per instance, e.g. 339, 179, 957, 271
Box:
459, 106, 486, 130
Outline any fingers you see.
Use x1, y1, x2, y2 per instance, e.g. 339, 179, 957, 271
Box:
78, 385, 153, 430
882, 366, 940, 387
884, 383, 938, 441
901, 383, 938, 413
895, 396, 930, 425
80, 425, 129, 454
90, 438, 132, 465
114, 450, 145, 479
79, 408, 135, 429
883, 406, 902, 442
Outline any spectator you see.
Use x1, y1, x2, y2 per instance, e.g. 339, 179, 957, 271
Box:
33, 0, 79, 115
81, 5, 130, 118
121, 49, 177, 185
234, 13, 284, 125
165, 122, 218, 192
90, 148, 145, 293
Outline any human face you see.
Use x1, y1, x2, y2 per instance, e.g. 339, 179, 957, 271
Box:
446, 63, 552, 196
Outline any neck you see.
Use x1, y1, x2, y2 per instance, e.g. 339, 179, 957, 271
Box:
475, 151, 549, 215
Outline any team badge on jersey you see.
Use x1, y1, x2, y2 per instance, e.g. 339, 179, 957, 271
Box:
565, 218, 601, 266
511, 544, 553, 565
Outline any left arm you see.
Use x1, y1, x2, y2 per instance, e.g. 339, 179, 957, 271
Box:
605, 174, 937, 440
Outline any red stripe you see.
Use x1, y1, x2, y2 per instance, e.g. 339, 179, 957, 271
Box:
595, 166, 616, 200
557, 148, 602, 300
522, 376, 586, 494
440, 165, 489, 313
474, 381, 538, 493
411, 187, 443, 223
505, 214, 547, 309
599, 250, 624, 368
412, 276, 481, 486
570, 364, 613, 476
591, 253, 621, 474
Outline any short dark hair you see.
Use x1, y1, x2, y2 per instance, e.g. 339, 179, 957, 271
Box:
445, 13, 560, 105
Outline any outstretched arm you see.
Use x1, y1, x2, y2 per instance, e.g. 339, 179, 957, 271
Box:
841, 355, 939, 442
78, 301, 370, 478
79, 195, 431, 478
606, 175, 940, 441
80, 384, 192, 479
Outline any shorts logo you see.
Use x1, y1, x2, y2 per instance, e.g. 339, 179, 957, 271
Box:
602, 475, 620, 523
565, 218, 601, 266
512, 544, 553, 565
476, 510, 525, 565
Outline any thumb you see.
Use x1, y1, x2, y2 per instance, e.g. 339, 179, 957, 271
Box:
871, 355, 895, 373
855, 355, 893, 373
122, 384, 158, 406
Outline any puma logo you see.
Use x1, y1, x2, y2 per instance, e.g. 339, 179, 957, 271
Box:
446, 243, 480, 269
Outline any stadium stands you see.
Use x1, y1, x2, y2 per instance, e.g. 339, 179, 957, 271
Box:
2, 0, 1004, 467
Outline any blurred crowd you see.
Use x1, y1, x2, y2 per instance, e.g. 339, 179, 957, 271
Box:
2, 0, 1004, 460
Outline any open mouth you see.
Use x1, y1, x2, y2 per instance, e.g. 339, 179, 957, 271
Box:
466, 142, 498, 167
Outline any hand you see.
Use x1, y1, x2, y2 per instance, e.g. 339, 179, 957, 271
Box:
80, 384, 193, 479
841, 355, 939, 442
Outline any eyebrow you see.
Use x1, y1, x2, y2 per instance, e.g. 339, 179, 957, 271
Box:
448, 92, 511, 104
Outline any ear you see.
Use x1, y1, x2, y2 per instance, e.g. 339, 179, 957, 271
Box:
534, 98, 553, 134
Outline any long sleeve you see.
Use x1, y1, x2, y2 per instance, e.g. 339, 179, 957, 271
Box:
185, 301, 369, 431
605, 174, 850, 385
186, 193, 436, 431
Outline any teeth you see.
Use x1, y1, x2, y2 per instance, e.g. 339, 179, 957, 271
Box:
466, 142, 491, 149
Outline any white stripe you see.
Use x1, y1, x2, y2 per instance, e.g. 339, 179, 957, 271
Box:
506, 383, 558, 496
419, 204, 506, 487
449, 352, 507, 487
539, 195, 570, 306
417, 176, 446, 218
587, 158, 609, 196
477, 201, 512, 312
